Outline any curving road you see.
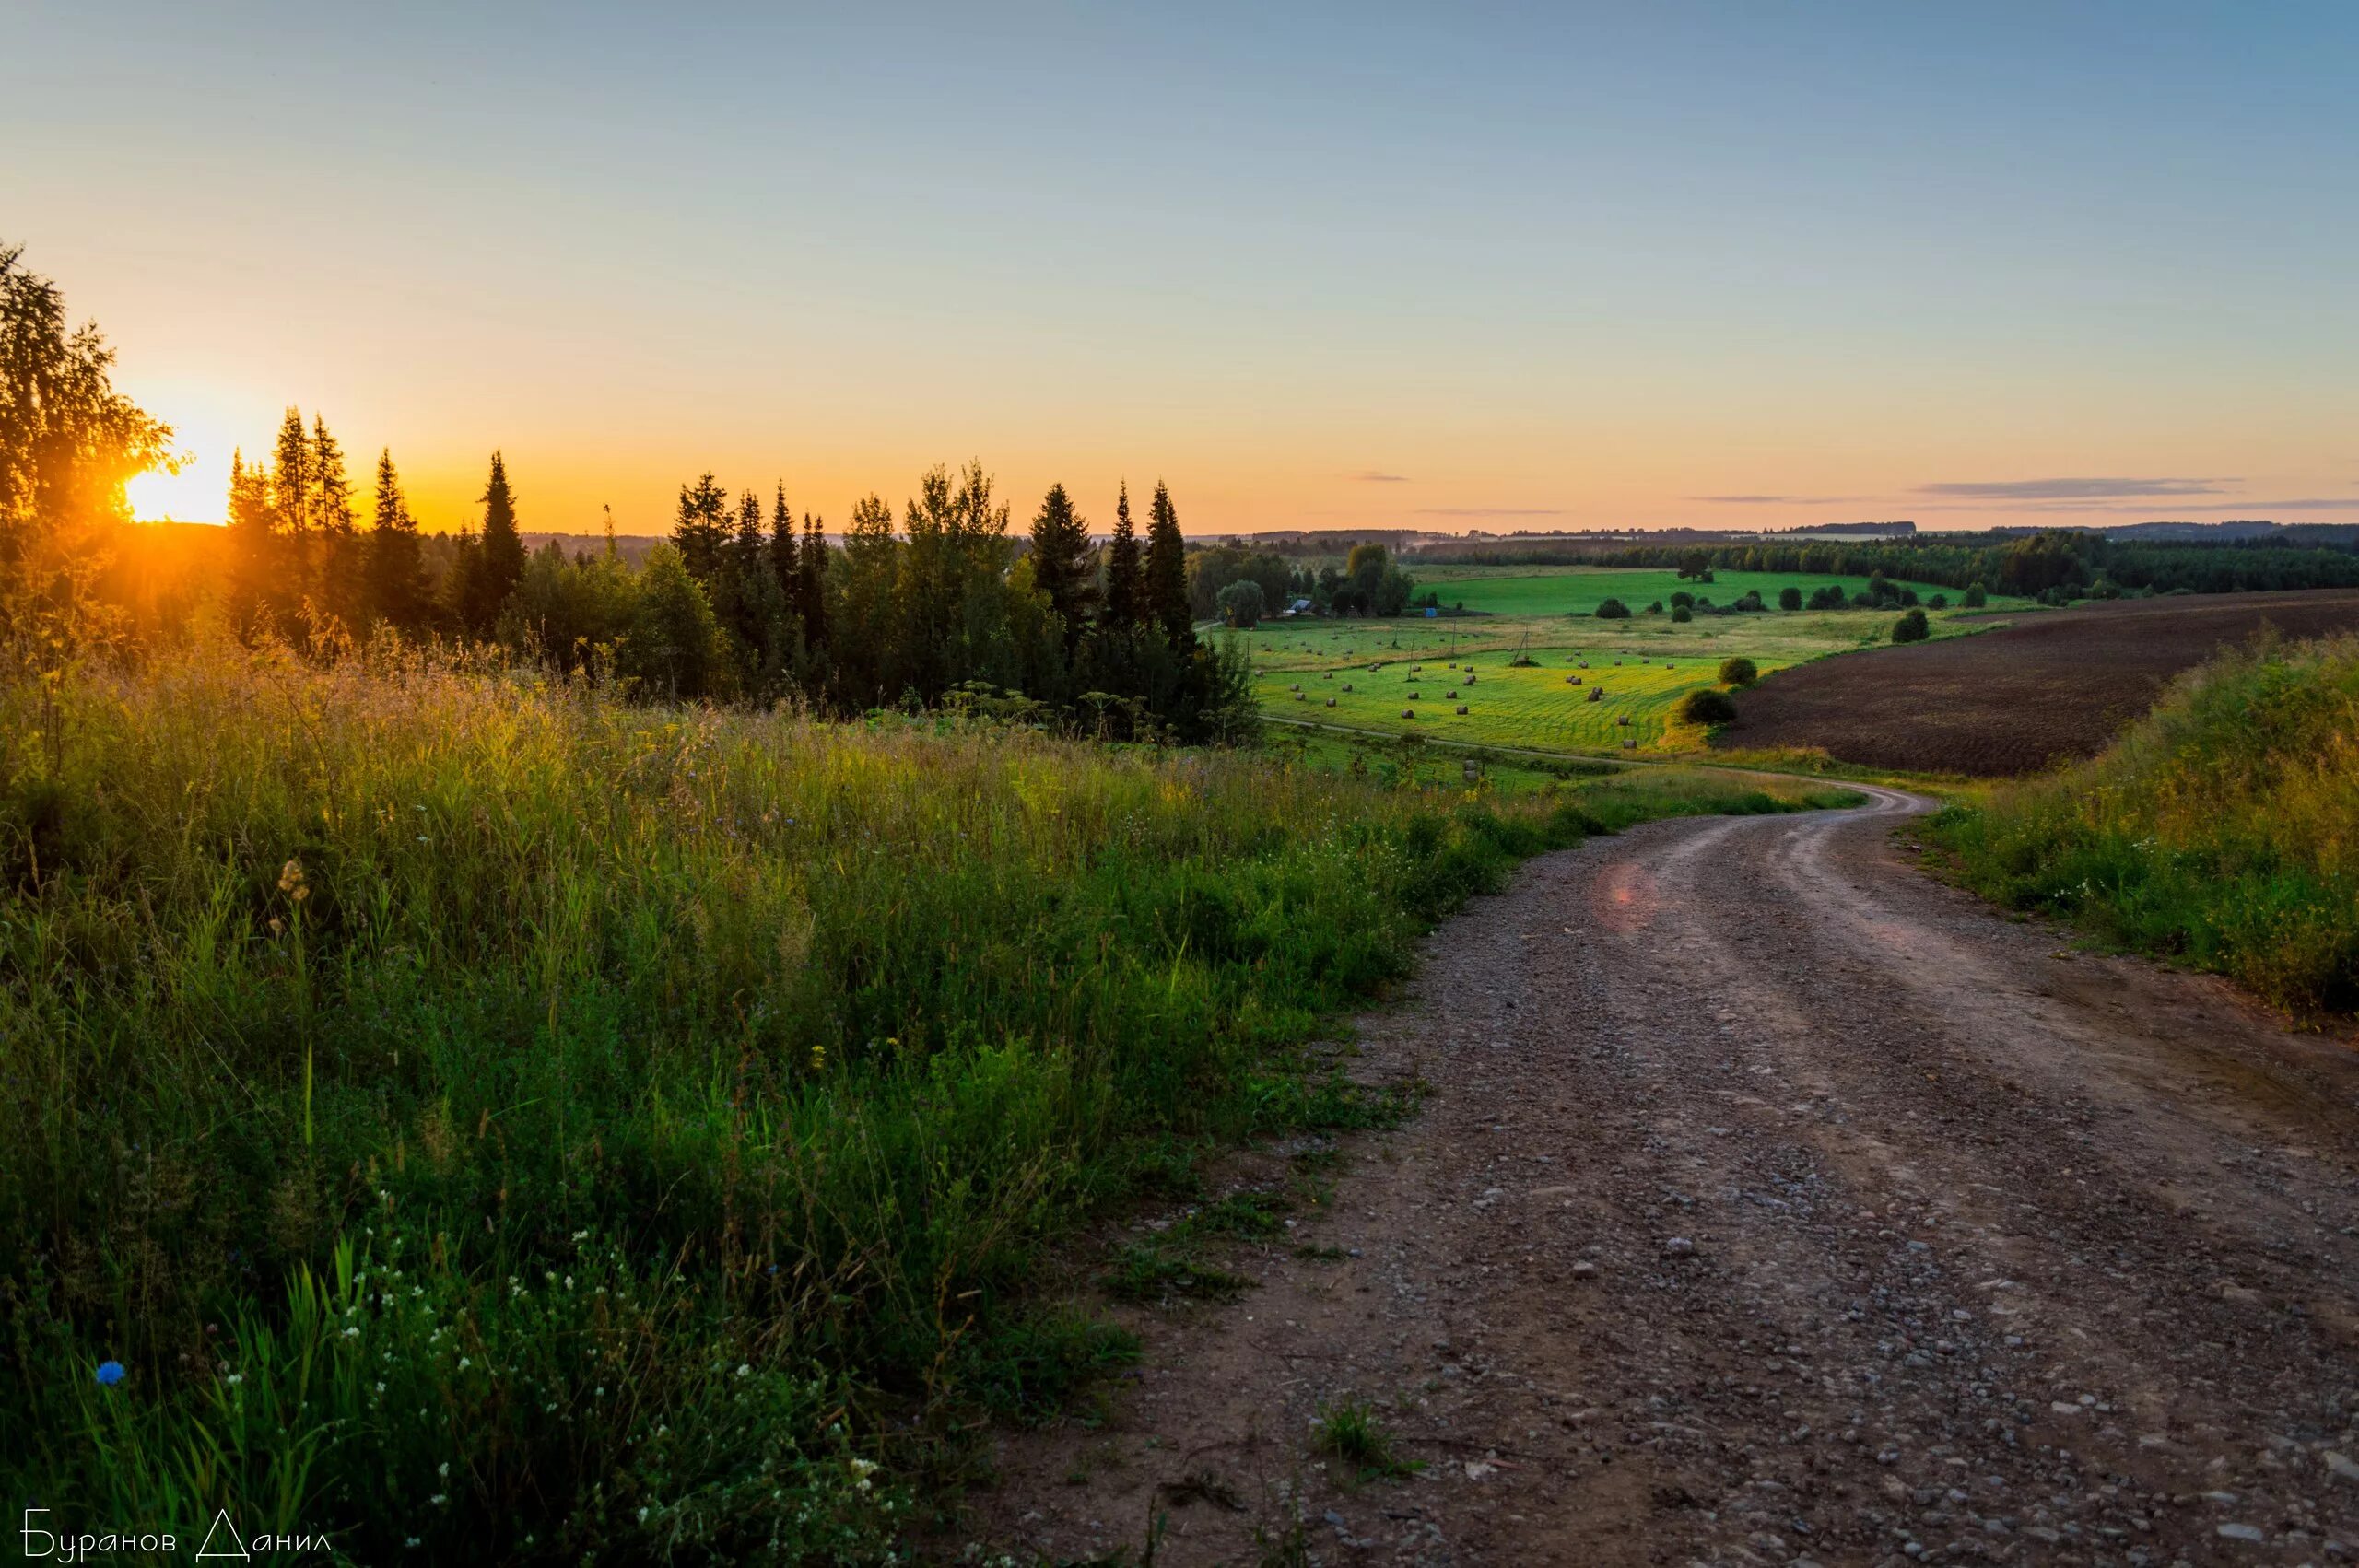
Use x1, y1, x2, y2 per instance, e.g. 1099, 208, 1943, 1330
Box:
992, 790, 2359, 1564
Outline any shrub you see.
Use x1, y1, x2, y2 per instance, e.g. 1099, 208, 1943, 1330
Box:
1892, 607, 1931, 642
1963, 581, 1988, 608
1677, 687, 1738, 725
1807, 584, 1848, 611
1927, 592, 1949, 610
1671, 605, 1693, 623
1778, 585, 1802, 611
1595, 598, 1630, 619
1717, 656, 1758, 686
1669, 591, 1695, 610
1644, 600, 1663, 614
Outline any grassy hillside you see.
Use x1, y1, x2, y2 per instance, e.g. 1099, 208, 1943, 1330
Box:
1925, 633, 2359, 1012
0, 644, 1845, 1559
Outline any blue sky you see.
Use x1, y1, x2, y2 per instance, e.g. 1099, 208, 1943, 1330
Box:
7, 1, 2355, 532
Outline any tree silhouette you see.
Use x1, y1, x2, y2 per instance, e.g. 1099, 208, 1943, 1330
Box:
1102, 480, 1143, 628
1144, 480, 1191, 646
1028, 482, 1097, 644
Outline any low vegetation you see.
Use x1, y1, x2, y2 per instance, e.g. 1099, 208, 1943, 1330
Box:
0, 638, 1856, 1556
1926, 633, 2359, 1012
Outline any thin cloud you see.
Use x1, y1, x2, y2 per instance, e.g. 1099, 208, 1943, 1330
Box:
1692, 493, 1870, 505
1413, 507, 1567, 518
1351, 470, 1410, 484
1915, 476, 2233, 501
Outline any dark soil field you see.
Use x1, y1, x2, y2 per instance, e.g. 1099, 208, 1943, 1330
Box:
1714, 588, 2359, 776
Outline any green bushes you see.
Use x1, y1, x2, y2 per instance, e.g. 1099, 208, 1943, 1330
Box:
1927, 634, 2359, 1013
1717, 657, 1759, 686
1594, 597, 1630, 619
1677, 688, 1738, 725
1962, 582, 1988, 608
1671, 604, 1693, 623
1892, 607, 1930, 642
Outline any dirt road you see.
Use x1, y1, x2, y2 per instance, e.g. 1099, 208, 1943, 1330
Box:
986, 788, 2359, 1565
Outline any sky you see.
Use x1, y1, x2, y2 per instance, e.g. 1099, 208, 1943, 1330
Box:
6, 1, 2357, 536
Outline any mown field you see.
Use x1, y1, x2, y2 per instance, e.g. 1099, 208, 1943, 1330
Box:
1240, 565, 2027, 758
0, 642, 1853, 1560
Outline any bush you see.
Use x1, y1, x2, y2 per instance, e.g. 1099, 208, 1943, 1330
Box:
1216, 578, 1266, 627
1963, 582, 1988, 608
1807, 584, 1849, 611
1718, 656, 1759, 686
1927, 592, 1949, 610
1677, 687, 1738, 725
1645, 600, 1663, 614
1778, 585, 1802, 611
1595, 598, 1630, 619
1669, 591, 1695, 610
1671, 605, 1693, 623
1892, 607, 1931, 643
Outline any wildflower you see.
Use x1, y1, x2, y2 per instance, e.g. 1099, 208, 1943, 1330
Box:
429, 1493, 447, 1506
735, 1363, 751, 1378
95, 1361, 126, 1387
343, 1327, 360, 1339
439, 1462, 450, 1479
277, 858, 310, 901
458, 1357, 472, 1370
810, 1042, 827, 1072
225, 1373, 243, 1386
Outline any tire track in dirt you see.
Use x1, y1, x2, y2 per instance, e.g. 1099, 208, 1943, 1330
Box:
982, 790, 2359, 1565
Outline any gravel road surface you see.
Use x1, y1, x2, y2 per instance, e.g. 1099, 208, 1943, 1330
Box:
986, 788, 2359, 1566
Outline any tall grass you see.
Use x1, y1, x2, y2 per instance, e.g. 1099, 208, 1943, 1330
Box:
0, 641, 1834, 1558
1926, 632, 2359, 1014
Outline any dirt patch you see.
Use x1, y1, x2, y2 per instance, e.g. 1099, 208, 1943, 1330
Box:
976, 790, 2359, 1563
1712, 589, 2359, 776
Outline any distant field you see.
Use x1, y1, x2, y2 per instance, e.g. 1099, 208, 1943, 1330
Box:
1238, 564, 2025, 759
1717, 589, 2359, 776
1410, 566, 1976, 618
1256, 644, 1765, 753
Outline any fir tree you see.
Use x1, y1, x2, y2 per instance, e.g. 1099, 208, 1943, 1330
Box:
225, 447, 282, 628
311, 413, 359, 622
1027, 482, 1097, 643
733, 489, 764, 573
365, 447, 429, 632
673, 474, 730, 580
472, 451, 525, 634
797, 512, 827, 648
1102, 480, 1143, 628
769, 484, 798, 596
1144, 479, 1191, 646
271, 407, 311, 536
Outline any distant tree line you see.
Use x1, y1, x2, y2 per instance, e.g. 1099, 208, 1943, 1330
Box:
1187, 541, 1417, 626
1408, 530, 2359, 600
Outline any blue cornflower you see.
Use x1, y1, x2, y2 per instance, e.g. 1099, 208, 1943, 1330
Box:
94, 1361, 125, 1387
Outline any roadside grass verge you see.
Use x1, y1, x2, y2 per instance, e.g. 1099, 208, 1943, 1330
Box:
0, 642, 1856, 1558
1923, 632, 2359, 1015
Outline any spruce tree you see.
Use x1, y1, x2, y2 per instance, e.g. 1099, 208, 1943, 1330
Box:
769, 484, 798, 596
474, 451, 525, 633
1027, 482, 1096, 643
1102, 480, 1143, 628
734, 489, 764, 571
225, 447, 282, 628
271, 407, 312, 535
365, 447, 429, 632
797, 513, 828, 648
672, 474, 730, 580
311, 414, 359, 622
1144, 479, 1192, 646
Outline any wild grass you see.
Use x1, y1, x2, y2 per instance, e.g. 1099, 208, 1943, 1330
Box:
1926, 632, 2359, 1014
1309, 1397, 1417, 1481
0, 639, 1851, 1557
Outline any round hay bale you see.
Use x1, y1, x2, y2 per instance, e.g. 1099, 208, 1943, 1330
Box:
1401, 708, 1414, 719
1455, 704, 1469, 715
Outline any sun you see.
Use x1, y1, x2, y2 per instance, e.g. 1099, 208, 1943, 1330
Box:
121, 389, 250, 525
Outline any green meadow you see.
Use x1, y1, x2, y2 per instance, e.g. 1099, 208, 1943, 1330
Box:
0, 641, 1857, 1559
1236, 565, 2030, 759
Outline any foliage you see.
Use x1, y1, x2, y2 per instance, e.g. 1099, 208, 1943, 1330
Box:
1594, 597, 1629, 620
1216, 578, 1267, 628
0, 240, 178, 652
1717, 656, 1758, 686
1892, 607, 1930, 643
1926, 633, 2359, 1012
0, 644, 1668, 1551
1311, 1398, 1417, 1481
1676, 687, 1737, 725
